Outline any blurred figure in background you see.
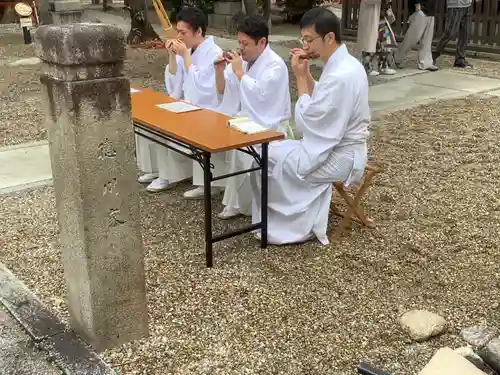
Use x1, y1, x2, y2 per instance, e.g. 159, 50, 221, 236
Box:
432, 0, 473, 68
357, 0, 396, 76
357, 0, 382, 75
394, 0, 438, 71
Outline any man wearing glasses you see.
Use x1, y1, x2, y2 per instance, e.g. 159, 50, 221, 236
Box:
250, 7, 370, 245
214, 15, 291, 219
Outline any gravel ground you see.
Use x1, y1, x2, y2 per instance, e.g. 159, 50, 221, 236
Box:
1, 94, 500, 374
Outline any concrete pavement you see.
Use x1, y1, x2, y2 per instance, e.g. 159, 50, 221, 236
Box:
369, 69, 500, 113
0, 141, 52, 195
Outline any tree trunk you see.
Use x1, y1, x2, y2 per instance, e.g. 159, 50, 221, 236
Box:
242, 0, 257, 15
242, 0, 272, 33
126, 0, 161, 45
262, 0, 272, 34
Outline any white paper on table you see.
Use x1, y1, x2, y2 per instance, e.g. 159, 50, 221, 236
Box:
130, 88, 142, 93
228, 116, 268, 134
156, 102, 201, 113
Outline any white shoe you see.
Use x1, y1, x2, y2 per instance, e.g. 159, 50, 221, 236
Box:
183, 186, 224, 200
380, 67, 396, 75
146, 178, 169, 192
369, 70, 380, 76
138, 173, 158, 183
217, 205, 241, 220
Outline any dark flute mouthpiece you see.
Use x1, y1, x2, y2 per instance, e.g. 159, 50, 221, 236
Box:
213, 49, 242, 65
299, 52, 320, 60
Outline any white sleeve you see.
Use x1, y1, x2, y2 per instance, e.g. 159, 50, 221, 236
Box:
215, 64, 242, 116
295, 75, 353, 175
239, 64, 286, 108
165, 55, 184, 99
182, 60, 218, 106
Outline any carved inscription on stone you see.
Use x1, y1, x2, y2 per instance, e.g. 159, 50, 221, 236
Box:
108, 208, 125, 227
97, 138, 117, 159
103, 178, 118, 196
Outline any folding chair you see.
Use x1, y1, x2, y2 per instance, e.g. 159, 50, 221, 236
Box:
329, 164, 383, 241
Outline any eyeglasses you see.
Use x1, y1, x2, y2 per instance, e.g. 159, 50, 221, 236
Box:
298, 35, 322, 45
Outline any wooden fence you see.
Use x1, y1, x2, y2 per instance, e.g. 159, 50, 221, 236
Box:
341, 0, 500, 54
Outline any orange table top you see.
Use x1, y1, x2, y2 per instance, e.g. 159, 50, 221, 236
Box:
131, 88, 285, 153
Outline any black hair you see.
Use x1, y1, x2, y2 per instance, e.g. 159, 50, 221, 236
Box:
299, 7, 342, 44
236, 14, 269, 45
176, 7, 207, 37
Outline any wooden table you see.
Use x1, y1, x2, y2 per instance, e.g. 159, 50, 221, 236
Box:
131, 88, 285, 267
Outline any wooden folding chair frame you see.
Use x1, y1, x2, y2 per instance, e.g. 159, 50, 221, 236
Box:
329, 164, 383, 241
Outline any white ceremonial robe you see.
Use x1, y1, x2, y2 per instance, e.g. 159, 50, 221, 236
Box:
250, 44, 370, 245
217, 45, 291, 216
136, 36, 227, 186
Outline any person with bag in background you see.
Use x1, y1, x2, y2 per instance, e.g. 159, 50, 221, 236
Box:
357, 0, 396, 76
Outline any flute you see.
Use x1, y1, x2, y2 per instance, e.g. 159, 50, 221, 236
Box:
165, 39, 177, 49
296, 52, 320, 60
213, 49, 242, 65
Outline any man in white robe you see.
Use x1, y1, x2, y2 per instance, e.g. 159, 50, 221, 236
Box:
250, 7, 370, 245
214, 14, 291, 219
136, 7, 227, 195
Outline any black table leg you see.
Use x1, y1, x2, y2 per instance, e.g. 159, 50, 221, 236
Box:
260, 143, 268, 248
203, 152, 213, 267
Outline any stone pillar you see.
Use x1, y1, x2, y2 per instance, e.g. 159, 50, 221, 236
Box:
33, 23, 149, 351
48, 0, 83, 24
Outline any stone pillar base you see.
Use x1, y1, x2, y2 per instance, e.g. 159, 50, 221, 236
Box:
48, 0, 82, 24
50, 11, 82, 24
209, 1, 243, 29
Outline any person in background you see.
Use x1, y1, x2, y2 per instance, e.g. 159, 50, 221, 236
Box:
357, 0, 395, 76
214, 15, 291, 219
374, 0, 397, 75
135, 7, 228, 196
357, 0, 383, 76
432, 0, 473, 68
250, 8, 370, 245
394, 0, 438, 71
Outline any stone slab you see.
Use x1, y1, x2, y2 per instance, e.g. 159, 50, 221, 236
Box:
410, 70, 500, 93
460, 326, 499, 348
213, 1, 242, 15
0, 141, 52, 196
49, 0, 82, 12
40, 331, 116, 375
0, 263, 66, 341
208, 13, 234, 30
478, 337, 500, 374
418, 347, 488, 375
0, 305, 62, 375
0, 264, 116, 374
